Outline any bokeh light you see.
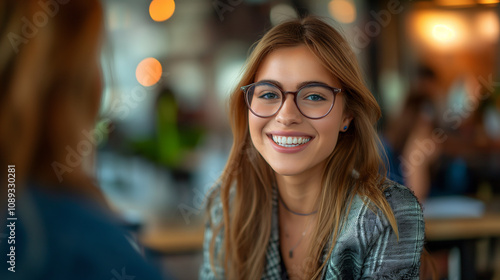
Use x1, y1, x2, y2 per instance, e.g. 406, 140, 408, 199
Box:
136, 57, 163, 87
409, 11, 468, 49
435, 0, 475, 6
432, 24, 456, 42
477, 0, 500, 3
328, 0, 356, 24
149, 0, 175, 22
476, 11, 499, 42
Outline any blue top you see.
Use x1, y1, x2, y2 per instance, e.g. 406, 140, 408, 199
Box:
0, 183, 166, 280
199, 179, 425, 279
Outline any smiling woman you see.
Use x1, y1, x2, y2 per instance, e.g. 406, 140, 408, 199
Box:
200, 16, 425, 280
248, 46, 350, 179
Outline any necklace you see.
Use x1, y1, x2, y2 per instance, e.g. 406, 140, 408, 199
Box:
278, 193, 317, 258
286, 219, 313, 258
278, 194, 318, 216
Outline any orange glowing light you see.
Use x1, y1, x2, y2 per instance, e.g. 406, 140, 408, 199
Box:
136, 58, 162, 87
478, 0, 500, 4
436, 0, 475, 6
476, 11, 499, 42
410, 11, 468, 49
329, 0, 356, 24
149, 0, 175, 22
432, 24, 456, 42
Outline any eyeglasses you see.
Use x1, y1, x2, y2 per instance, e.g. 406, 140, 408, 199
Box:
241, 81, 342, 119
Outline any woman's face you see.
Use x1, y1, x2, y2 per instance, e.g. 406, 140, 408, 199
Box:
249, 45, 351, 177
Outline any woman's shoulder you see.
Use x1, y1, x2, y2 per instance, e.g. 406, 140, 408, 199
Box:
204, 184, 224, 226
379, 178, 423, 216
341, 178, 424, 246
324, 179, 424, 278
200, 184, 227, 279
350, 178, 422, 217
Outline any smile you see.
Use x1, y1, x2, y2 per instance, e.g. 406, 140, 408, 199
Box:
271, 135, 311, 147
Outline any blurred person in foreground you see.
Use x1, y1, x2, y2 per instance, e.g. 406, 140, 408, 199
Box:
0, 1, 165, 279
200, 17, 424, 279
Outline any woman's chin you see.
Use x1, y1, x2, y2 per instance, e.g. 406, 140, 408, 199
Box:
269, 165, 308, 177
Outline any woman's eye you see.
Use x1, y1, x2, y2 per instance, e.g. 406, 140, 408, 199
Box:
259, 92, 280, 99
305, 94, 325, 101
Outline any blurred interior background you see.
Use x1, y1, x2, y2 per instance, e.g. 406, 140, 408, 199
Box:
93, 0, 500, 279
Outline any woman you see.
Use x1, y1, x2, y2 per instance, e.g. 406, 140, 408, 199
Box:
200, 17, 424, 279
0, 1, 165, 279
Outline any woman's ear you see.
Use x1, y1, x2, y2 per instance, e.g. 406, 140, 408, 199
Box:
340, 114, 353, 132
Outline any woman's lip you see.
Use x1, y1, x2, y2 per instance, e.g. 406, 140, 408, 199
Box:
266, 131, 314, 137
267, 134, 312, 154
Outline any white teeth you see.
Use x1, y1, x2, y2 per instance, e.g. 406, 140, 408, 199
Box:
271, 135, 311, 147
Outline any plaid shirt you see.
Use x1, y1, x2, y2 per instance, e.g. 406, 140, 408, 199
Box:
199, 180, 424, 279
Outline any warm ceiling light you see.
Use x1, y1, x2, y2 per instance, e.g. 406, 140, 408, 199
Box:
410, 11, 468, 49
149, 0, 175, 22
432, 24, 456, 42
476, 11, 499, 42
435, 0, 475, 6
328, 0, 356, 24
478, 0, 500, 4
136, 57, 163, 87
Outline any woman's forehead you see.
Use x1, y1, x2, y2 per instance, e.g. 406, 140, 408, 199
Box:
255, 46, 340, 89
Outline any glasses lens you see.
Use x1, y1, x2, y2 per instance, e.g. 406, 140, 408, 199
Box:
297, 86, 335, 118
246, 83, 282, 117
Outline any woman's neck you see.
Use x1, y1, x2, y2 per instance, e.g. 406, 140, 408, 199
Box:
275, 166, 324, 217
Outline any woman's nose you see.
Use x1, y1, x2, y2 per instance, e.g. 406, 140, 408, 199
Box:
275, 93, 302, 126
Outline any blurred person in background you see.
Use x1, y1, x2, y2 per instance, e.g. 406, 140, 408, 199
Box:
200, 17, 424, 279
383, 64, 491, 203
0, 1, 166, 279
383, 65, 443, 201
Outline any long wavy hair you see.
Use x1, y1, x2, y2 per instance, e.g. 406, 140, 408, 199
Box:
207, 16, 398, 279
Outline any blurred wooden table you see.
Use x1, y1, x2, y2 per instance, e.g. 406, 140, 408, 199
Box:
140, 225, 205, 254
139, 214, 500, 251
426, 213, 500, 241
425, 212, 500, 279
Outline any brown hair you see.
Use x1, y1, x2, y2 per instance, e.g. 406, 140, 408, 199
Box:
0, 0, 106, 206
207, 16, 398, 279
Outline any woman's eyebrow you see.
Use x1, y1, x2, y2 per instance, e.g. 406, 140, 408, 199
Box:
257, 79, 283, 88
296, 80, 331, 88
257, 79, 332, 89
